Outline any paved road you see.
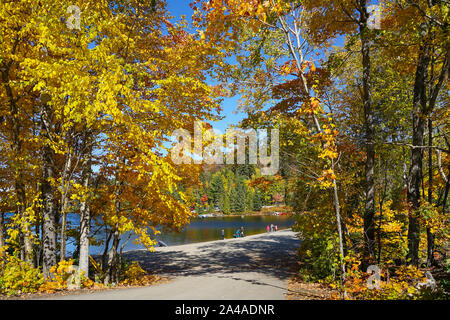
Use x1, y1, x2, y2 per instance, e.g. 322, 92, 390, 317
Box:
44, 229, 301, 300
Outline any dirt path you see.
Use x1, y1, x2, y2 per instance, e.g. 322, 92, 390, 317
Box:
40, 229, 301, 300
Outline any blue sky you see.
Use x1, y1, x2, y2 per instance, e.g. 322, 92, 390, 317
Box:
166, 0, 247, 133
164, 0, 380, 132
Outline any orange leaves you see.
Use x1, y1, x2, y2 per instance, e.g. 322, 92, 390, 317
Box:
280, 60, 318, 77
249, 174, 283, 193
318, 169, 336, 181
300, 60, 317, 74
310, 97, 320, 110
279, 59, 299, 76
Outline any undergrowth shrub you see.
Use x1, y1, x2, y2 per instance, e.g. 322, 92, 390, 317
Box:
0, 251, 44, 296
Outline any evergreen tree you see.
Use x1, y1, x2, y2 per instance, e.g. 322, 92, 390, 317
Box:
219, 192, 231, 215
231, 175, 246, 213
253, 190, 263, 211
245, 189, 254, 212
209, 172, 225, 206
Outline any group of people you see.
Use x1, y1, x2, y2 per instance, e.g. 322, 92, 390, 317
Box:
221, 227, 245, 239
221, 224, 278, 240
233, 226, 245, 238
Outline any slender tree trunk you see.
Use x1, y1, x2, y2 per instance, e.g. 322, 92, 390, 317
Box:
359, 0, 376, 270
36, 209, 43, 268
377, 161, 388, 265
101, 229, 113, 270
0, 212, 4, 255
442, 178, 449, 214
333, 178, 346, 288
104, 175, 121, 285
104, 224, 120, 285
40, 95, 57, 277
59, 197, 68, 261
116, 234, 132, 283
426, 118, 435, 266
407, 39, 430, 266
59, 143, 73, 262
276, 9, 346, 289
79, 128, 93, 278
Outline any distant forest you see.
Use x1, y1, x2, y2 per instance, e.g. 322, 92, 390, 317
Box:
188, 164, 288, 214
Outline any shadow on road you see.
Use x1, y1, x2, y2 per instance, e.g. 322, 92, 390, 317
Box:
123, 231, 301, 281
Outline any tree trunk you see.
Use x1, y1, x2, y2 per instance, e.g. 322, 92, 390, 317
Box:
40, 95, 57, 277
359, 0, 376, 270
79, 128, 93, 278
59, 128, 75, 262
276, 9, 346, 290
59, 198, 68, 261
407, 39, 430, 266
377, 161, 388, 265
0, 212, 4, 254
407, 10, 448, 264
104, 175, 121, 285
101, 229, 113, 270
442, 178, 449, 213
426, 118, 435, 266
333, 177, 346, 288
104, 224, 120, 285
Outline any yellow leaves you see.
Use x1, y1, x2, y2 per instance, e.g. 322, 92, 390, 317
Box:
70, 182, 89, 202
39, 259, 93, 293
300, 60, 317, 74
279, 60, 299, 76
0, 253, 44, 296
319, 148, 339, 160
310, 97, 321, 111
319, 169, 337, 181
199, 30, 206, 41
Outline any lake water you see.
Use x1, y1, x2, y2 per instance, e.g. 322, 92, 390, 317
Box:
88, 214, 295, 254
2, 212, 294, 255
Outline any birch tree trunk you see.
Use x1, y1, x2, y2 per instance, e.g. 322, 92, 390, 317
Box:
275, 9, 347, 284
79, 127, 93, 278
333, 176, 346, 287
40, 94, 57, 277
59, 131, 74, 262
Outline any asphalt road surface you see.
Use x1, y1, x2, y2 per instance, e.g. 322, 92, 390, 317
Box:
41, 229, 301, 300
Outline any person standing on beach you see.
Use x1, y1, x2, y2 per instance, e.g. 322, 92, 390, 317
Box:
275, 225, 278, 232
240, 226, 244, 237
221, 229, 225, 240
266, 225, 270, 232
270, 224, 273, 232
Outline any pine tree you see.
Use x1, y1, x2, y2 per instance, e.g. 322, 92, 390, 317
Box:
253, 190, 263, 211
245, 189, 254, 212
210, 173, 225, 206
219, 192, 231, 215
